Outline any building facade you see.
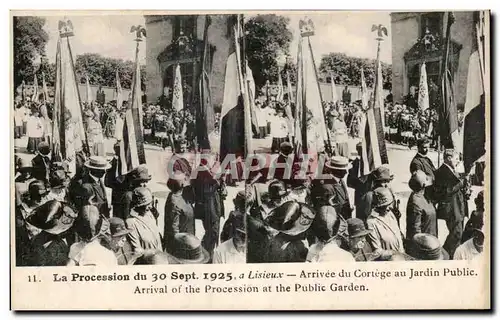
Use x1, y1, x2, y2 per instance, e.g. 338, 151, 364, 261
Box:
144, 14, 233, 108
391, 12, 475, 109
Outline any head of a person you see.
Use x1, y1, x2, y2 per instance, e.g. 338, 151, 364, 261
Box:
472, 229, 485, 253
134, 250, 170, 265
372, 187, 394, 215
371, 166, 393, 188
76, 205, 104, 242
38, 141, 51, 156
417, 138, 431, 155
233, 190, 246, 211
109, 217, 132, 251
49, 169, 68, 190
312, 208, 338, 242
346, 218, 370, 253
326, 156, 350, 179
16, 158, 32, 178
411, 233, 449, 260
85, 156, 111, 179
268, 180, 287, 201
231, 213, 246, 248
132, 187, 153, 214
443, 149, 460, 169
279, 141, 293, 157
128, 165, 151, 188
175, 137, 187, 154
475, 191, 484, 211
28, 180, 48, 201
408, 170, 429, 192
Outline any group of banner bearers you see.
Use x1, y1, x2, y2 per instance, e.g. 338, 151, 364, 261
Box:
246, 13, 486, 263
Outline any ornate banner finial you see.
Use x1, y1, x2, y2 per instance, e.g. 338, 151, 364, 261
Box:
58, 19, 74, 38
299, 18, 315, 37
130, 25, 147, 42
371, 24, 388, 41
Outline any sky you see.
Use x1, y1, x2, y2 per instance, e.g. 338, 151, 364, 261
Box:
42, 12, 391, 65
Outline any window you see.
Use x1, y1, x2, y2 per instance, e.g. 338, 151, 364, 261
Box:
173, 15, 197, 39
420, 12, 443, 39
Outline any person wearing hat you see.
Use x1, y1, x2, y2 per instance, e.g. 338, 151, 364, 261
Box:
164, 177, 195, 253
24, 200, 77, 266
213, 212, 246, 264
462, 190, 484, 244
166, 233, 210, 264
411, 233, 449, 260
116, 164, 152, 220
454, 228, 484, 261
366, 187, 405, 261
312, 156, 352, 221
14, 102, 26, 139
106, 217, 136, 265
126, 187, 163, 255
345, 218, 374, 261
83, 102, 105, 157
46, 170, 70, 202
14, 158, 35, 206
406, 170, 437, 240
220, 190, 245, 244
26, 108, 45, 154
31, 141, 51, 184
67, 205, 117, 266
104, 142, 127, 218
263, 201, 315, 263
259, 180, 291, 221
410, 137, 436, 184
70, 156, 112, 218
134, 250, 170, 265
356, 165, 396, 222
433, 149, 467, 258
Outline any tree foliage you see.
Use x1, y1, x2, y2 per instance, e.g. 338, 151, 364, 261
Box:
39, 53, 146, 90
318, 52, 392, 90
245, 14, 293, 90
13, 16, 49, 89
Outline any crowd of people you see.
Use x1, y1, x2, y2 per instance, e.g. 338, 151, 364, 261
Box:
13, 94, 245, 267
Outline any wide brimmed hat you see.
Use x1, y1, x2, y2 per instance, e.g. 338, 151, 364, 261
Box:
411, 233, 449, 260
37, 141, 50, 156
134, 250, 170, 265
49, 170, 68, 188
132, 187, 153, 208
372, 187, 394, 208
233, 190, 246, 207
325, 156, 351, 171
27, 200, 77, 235
265, 200, 316, 236
347, 218, 371, 238
167, 233, 210, 264
128, 165, 152, 183
109, 217, 132, 238
372, 166, 394, 182
84, 156, 111, 170
29, 180, 48, 197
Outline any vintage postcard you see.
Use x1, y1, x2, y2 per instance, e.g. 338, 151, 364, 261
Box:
10, 10, 490, 310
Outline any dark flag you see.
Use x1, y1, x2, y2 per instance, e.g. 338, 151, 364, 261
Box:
196, 15, 216, 152
463, 11, 487, 174
439, 12, 460, 150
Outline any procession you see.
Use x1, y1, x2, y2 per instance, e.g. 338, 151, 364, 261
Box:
12, 12, 487, 267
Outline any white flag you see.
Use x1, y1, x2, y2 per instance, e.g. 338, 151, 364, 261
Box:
418, 63, 430, 111
172, 64, 184, 111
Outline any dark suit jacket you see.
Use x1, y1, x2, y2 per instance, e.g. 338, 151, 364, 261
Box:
410, 153, 436, 182
105, 157, 128, 216
433, 164, 466, 222
71, 174, 110, 218
31, 154, 51, 183
406, 188, 438, 239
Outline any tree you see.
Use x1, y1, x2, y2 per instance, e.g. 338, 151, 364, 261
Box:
245, 14, 293, 90
318, 52, 392, 90
13, 16, 49, 89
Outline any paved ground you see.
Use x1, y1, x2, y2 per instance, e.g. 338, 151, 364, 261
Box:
14, 135, 481, 246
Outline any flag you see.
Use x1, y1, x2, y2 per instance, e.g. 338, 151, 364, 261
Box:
220, 15, 246, 161
115, 69, 123, 110
418, 63, 430, 111
85, 73, 93, 103
120, 41, 146, 175
196, 15, 216, 152
21, 80, 26, 102
32, 75, 39, 103
463, 11, 486, 174
360, 68, 383, 175
293, 28, 329, 157
439, 12, 460, 150
276, 70, 284, 102
172, 64, 184, 112
331, 72, 338, 103
51, 37, 87, 164
286, 71, 294, 103
41, 72, 49, 103
373, 58, 389, 163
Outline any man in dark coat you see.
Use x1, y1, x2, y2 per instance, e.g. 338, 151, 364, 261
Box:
31, 141, 51, 185
321, 156, 353, 221
433, 149, 467, 257
70, 156, 111, 218
410, 137, 437, 184
105, 143, 128, 219
342, 86, 351, 105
